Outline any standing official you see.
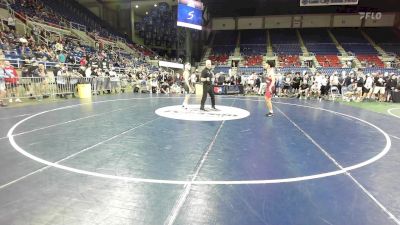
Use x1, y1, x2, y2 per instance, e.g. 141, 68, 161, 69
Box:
200, 60, 216, 111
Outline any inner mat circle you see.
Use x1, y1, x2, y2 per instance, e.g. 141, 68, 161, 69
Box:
155, 105, 251, 121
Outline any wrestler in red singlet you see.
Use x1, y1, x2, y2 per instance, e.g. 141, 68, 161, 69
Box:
265, 76, 273, 99
263, 62, 275, 117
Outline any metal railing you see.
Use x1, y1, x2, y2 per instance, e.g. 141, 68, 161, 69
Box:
70, 22, 86, 32
2, 75, 132, 101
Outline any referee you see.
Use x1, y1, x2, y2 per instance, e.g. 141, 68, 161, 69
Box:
200, 60, 216, 111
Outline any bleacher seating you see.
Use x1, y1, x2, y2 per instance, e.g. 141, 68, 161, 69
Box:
209, 54, 229, 65
212, 45, 235, 55
357, 55, 385, 68
318, 68, 353, 75
240, 29, 266, 56
8, 0, 156, 58
135, 3, 183, 49
278, 55, 301, 67
11, 0, 64, 25
243, 55, 263, 66
332, 28, 369, 43
241, 45, 266, 56
272, 44, 302, 55
209, 31, 238, 65
213, 30, 238, 46
214, 66, 264, 75
276, 67, 311, 74
380, 44, 400, 56
214, 66, 230, 74
316, 55, 342, 67
239, 67, 263, 74
341, 43, 377, 54
365, 28, 400, 56
270, 29, 302, 55
362, 67, 398, 74
316, 67, 397, 75
300, 29, 339, 55
365, 28, 399, 43
332, 28, 377, 54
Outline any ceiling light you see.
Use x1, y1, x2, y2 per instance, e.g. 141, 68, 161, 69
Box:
146, 12, 148, 15
135, 5, 139, 8
154, 4, 158, 7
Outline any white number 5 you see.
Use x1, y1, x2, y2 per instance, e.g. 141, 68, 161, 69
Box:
188, 11, 194, 20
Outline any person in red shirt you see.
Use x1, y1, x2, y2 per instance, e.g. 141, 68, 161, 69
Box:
4, 61, 21, 103
80, 56, 87, 67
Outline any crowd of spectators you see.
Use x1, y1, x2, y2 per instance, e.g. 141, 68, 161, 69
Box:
0, 24, 163, 105
240, 69, 400, 102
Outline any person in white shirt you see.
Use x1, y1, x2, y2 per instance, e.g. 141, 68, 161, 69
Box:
190, 73, 197, 84
363, 73, 373, 100
55, 42, 63, 52
7, 17, 15, 31
314, 72, 323, 100
330, 72, 339, 87
85, 66, 92, 78
109, 67, 120, 93
56, 66, 68, 98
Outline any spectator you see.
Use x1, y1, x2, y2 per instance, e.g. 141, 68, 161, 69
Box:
55, 42, 63, 52
386, 73, 398, 102
363, 74, 374, 100
58, 51, 66, 63
7, 16, 16, 31
0, 62, 8, 106
4, 61, 21, 103
373, 73, 386, 102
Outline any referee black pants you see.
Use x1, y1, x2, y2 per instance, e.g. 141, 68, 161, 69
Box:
200, 83, 215, 109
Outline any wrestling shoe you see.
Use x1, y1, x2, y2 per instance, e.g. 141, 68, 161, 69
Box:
265, 112, 274, 117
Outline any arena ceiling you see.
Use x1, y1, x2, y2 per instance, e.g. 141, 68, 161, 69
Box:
76, 0, 400, 17
202, 0, 400, 17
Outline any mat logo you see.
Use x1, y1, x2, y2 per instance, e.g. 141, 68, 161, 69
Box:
359, 12, 382, 20
155, 105, 250, 121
